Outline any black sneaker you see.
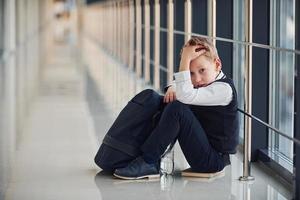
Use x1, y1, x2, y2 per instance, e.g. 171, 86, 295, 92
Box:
113, 157, 160, 180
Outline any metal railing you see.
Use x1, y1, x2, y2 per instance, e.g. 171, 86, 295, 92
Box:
237, 108, 300, 181
139, 24, 300, 56
238, 108, 300, 146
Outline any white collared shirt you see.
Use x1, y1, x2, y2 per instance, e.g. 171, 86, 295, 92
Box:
170, 70, 233, 106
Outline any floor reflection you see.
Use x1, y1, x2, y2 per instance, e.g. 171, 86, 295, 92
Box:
94, 170, 235, 200
94, 171, 163, 200
94, 165, 293, 200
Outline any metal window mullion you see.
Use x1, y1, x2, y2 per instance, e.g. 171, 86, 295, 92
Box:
167, 0, 174, 84
128, 1, 131, 67
135, 0, 142, 77
184, 0, 191, 42
122, 1, 126, 65
120, 1, 123, 63
114, 1, 118, 57
154, 0, 160, 90
129, 0, 134, 69
102, 6, 105, 46
114, 3, 118, 55
144, 0, 150, 83
111, 1, 116, 102
208, 0, 216, 44
126, 0, 130, 67
123, 1, 128, 66
118, 1, 121, 59
0, 0, 3, 52
114, 1, 119, 107
99, 5, 104, 87
109, 3, 112, 53
4, 0, 17, 149
109, 3, 112, 52
99, 6, 102, 46
108, 3, 111, 51
118, 1, 122, 60
108, 4, 111, 53
16, 0, 26, 126
124, 1, 127, 65
103, 4, 106, 49
269, 0, 277, 152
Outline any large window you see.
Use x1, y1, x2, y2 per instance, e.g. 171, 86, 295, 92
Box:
269, 0, 295, 172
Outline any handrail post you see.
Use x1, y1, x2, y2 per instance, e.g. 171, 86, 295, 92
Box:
239, 0, 255, 182
294, 0, 300, 198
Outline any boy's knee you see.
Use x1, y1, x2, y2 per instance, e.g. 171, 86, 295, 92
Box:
132, 89, 161, 105
165, 100, 188, 112
140, 89, 159, 97
168, 100, 186, 107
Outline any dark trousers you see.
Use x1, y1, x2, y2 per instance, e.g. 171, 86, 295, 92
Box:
141, 100, 225, 173
95, 89, 163, 171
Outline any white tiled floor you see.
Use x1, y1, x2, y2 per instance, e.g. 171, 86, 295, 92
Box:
4, 37, 293, 200
4, 43, 100, 200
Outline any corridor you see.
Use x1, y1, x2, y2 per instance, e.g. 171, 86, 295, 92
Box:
4, 34, 101, 199
1, 0, 299, 199
3, 25, 293, 200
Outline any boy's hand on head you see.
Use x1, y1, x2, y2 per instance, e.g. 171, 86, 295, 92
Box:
164, 86, 176, 103
179, 45, 206, 72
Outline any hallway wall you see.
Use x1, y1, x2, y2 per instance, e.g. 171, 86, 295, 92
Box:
0, 0, 52, 198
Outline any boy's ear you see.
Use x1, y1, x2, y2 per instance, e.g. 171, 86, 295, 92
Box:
215, 58, 222, 71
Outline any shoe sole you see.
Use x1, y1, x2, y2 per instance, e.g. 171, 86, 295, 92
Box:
113, 173, 160, 180
181, 169, 225, 178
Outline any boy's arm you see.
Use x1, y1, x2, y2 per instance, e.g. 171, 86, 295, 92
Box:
174, 71, 232, 106
164, 82, 177, 103
176, 44, 232, 105
179, 45, 206, 72
164, 80, 176, 93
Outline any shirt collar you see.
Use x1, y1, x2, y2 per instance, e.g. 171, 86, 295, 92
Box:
216, 70, 226, 80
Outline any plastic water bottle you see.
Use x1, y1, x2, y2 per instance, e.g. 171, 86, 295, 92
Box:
160, 146, 174, 175
160, 174, 174, 191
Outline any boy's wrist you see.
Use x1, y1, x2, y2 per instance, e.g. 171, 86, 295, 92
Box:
179, 58, 190, 72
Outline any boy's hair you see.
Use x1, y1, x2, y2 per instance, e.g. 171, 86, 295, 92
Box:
180, 36, 219, 60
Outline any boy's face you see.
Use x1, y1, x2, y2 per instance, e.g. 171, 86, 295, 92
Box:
189, 55, 221, 88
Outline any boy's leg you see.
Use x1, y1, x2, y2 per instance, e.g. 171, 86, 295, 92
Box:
114, 101, 224, 179
95, 89, 164, 172
141, 101, 224, 173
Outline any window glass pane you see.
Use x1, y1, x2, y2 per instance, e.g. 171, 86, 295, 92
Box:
269, 0, 295, 172
174, 0, 184, 72
150, 0, 154, 85
159, 0, 167, 90
233, 0, 245, 142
